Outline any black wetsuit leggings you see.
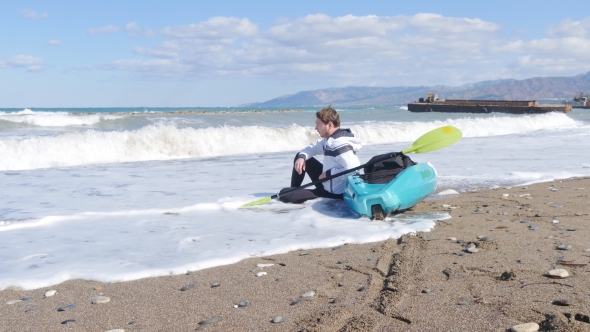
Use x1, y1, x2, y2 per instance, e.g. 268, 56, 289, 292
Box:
279, 154, 344, 204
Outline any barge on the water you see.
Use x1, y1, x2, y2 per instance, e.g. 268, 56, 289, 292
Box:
408, 94, 572, 114
573, 95, 590, 109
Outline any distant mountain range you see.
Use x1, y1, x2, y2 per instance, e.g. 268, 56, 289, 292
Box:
243, 71, 590, 107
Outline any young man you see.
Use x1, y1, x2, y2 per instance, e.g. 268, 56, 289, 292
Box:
279, 106, 362, 204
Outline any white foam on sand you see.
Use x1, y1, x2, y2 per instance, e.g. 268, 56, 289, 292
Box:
0, 192, 449, 290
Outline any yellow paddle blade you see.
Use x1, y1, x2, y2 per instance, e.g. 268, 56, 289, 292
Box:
241, 196, 273, 207
402, 126, 462, 154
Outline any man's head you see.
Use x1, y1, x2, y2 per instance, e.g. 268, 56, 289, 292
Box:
315, 105, 340, 138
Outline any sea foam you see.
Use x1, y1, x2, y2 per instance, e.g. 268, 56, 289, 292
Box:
0, 193, 449, 290
0, 109, 122, 127
0, 112, 582, 171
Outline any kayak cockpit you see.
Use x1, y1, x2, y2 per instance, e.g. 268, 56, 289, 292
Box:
343, 162, 437, 220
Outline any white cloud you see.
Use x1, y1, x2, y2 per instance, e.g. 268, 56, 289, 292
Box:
0, 55, 44, 72
92, 14, 590, 85
510, 55, 586, 74
546, 17, 590, 38
407, 13, 499, 33
160, 17, 258, 39
266, 13, 499, 46
47, 40, 61, 46
88, 25, 120, 35
93, 59, 191, 77
19, 9, 49, 19
126, 23, 155, 38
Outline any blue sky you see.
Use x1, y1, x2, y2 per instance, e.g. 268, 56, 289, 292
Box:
1, 0, 589, 107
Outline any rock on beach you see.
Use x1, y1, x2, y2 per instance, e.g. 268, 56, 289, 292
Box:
510, 322, 539, 332
547, 269, 569, 279
91, 296, 111, 304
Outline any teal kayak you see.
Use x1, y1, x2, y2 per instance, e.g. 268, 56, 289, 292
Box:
343, 162, 437, 220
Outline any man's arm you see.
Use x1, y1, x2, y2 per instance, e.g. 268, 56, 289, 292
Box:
294, 157, 306, 175
295, 139, 325, 174
324, 147, 361, 178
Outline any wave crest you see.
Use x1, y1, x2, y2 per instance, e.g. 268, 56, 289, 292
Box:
0, 109, 123, 127
0, 113, 581, 171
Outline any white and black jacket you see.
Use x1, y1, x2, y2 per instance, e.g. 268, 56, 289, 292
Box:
297, 128, 362, 194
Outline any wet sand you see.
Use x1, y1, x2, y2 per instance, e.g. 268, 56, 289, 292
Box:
1, 177, 589, 331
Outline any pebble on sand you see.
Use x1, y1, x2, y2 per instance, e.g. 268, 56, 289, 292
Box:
57, 303, 76, 311
301, 291, 316, 298
91, 296, 111, 304
44, 290, 57, 298
256, 263, 274, 268
557, 244, 572, 250
6, 300, 22, 305
180, 284, 195, 291
547, 269, 569, 279
106, 330, 125, 332
272, 316, 284, 323
465, 243, 479, 253
553, 298, 572, 306
198, 317, 221, 325
256, 272, 267, 277
237, 300, 251, 308
510, 322, 539, 332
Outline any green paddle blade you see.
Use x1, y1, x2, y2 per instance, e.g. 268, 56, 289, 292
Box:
402, 125, 462, 154
241, 196, 273, 207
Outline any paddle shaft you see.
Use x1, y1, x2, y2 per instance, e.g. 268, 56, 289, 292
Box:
274, 152, 400, 199
242, 125, 462, 207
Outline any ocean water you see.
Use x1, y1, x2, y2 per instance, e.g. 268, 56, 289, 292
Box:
1, 106, 590, 290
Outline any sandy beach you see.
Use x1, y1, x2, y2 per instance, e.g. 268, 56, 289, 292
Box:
2, 177, 589, 331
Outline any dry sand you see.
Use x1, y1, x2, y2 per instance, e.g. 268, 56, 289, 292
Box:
1, 177, 589, 331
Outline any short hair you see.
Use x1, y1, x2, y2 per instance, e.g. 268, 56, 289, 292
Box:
316, 105, 340, 128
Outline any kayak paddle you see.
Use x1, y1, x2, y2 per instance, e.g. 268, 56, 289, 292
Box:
401, 125, 462, 154
241, 125, 462, 207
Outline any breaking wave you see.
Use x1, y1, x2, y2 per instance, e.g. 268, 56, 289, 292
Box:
0, 112, 582, 171
0, 109, 123, 127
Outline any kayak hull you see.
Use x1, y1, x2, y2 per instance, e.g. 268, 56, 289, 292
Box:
343, 162, 437, 219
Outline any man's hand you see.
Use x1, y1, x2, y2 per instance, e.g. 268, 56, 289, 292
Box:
319, 172, 326, 180
294, 158, 306, 174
